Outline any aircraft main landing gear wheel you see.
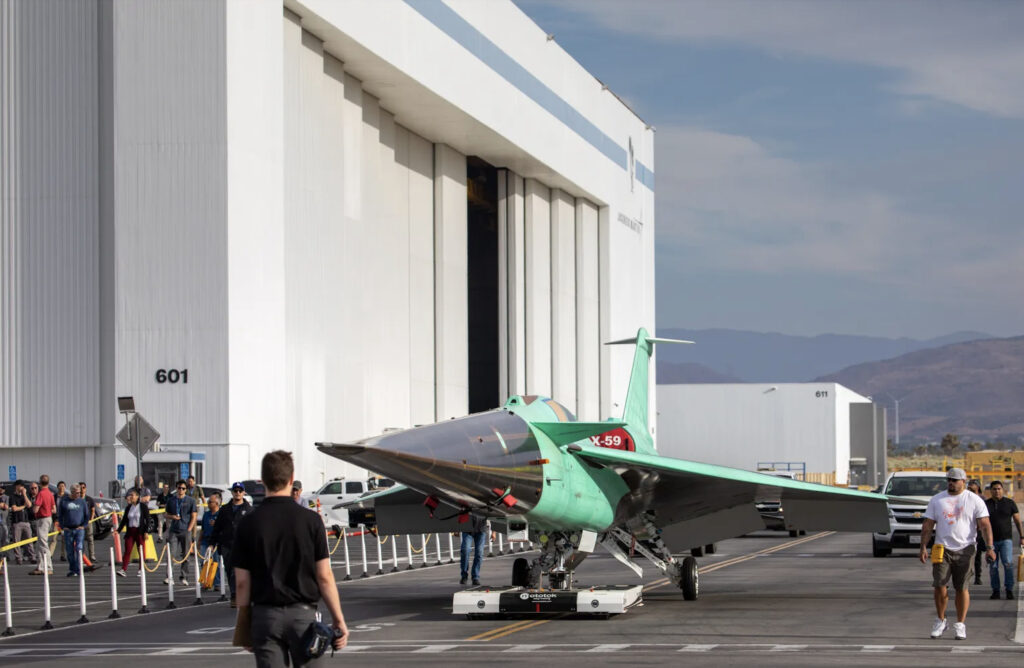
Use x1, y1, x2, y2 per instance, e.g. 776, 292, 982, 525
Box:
512, 557, 531, 587
680, 556, 699, 601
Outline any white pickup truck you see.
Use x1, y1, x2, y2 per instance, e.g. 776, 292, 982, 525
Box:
872, 470, 945, 557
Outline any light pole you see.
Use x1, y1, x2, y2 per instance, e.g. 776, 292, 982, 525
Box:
886, 392, 911, 450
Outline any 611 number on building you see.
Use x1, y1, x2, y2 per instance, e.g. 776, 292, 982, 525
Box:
155, 369, 189, 384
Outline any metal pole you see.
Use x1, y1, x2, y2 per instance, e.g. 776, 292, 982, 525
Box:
139, 539, 150, 613
391, 535, 399, 573
498, 533, 504, 555
359, 525, 368, 578
166, 546, 176, 608
405, 535, 413, 570
435, 533, 442, 565
108, 547, 120, 619
342, 529, 352, 581
2, 558, 14, 636
192, 546, 203, 605
419, 534, 428, 568
448, 532, 455, 563
218, 555, 227, 602
487, 531, 494, 557
375, 531, 383, 575
77, 549, 89, 623
41, 553, 53, 629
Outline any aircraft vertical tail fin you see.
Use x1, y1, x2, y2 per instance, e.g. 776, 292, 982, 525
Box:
605, 328, 694, 451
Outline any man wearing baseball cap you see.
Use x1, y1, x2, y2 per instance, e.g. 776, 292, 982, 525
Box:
212, 482, 254, 607
920, 467, 995, 640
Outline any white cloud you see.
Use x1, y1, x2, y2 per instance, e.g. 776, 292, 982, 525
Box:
548, 0, 1024, 118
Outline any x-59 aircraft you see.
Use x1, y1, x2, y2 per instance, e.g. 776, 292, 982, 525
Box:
317, 329, 890, 601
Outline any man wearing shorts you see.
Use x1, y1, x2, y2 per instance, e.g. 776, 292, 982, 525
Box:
919, 467, 995, 640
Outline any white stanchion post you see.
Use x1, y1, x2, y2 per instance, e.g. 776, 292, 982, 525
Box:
41, 553, 53, 629
165, 547, 175, 609
375, 532, 383, 575
448, 532, 455, 563
405, 535, 414, 570
192, 547, 203, 605
358, 525, 368, 578
342, 529, 352, 581
435, 533, 442, 565
108, 547, 120, 619
77, 549, 89, 623
487, 531, 494, 557
419, 534, 428, 568
2, 558, 14, 636
139, 540, 150, 613
498, 533, 504, 555
218, 555, 227, 602
391, 536, 399, 573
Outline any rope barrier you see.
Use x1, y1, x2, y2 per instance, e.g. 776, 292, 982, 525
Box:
143, 544, 169, 572
378, 534, 390, 545
170, 542, 196, 565
328, 531, 345, 556
409, 534, 432, 554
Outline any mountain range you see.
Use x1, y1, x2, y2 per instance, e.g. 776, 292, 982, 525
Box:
656, 328, 1024, 445
655, 328, 992, 383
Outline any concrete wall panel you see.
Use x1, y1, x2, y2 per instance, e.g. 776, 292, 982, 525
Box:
550, 189, 577, 412
433, 144, 468, 419
524, 179, 551, 396
575, 200, 600, 421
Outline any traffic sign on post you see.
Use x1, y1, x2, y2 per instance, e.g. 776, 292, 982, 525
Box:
117, 464, 125, 481
179, 463, 189, 480
115, 414, 161, 479
8, 466, 15, 481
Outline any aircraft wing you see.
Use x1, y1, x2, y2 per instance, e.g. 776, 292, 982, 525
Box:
338, 483, 496, 534
569, 442, 891, 550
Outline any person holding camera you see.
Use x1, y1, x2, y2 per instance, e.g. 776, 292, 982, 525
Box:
232, 451, 348, 666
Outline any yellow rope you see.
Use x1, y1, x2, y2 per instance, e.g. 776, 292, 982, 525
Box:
409, 534, 432, 554
328, 530, 345, 556
171, 542, 196, 565
143, 543, 169, 572
378, 535, 390, 545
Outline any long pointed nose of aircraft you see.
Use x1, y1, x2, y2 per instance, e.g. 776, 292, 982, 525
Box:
317, 409, 545, 511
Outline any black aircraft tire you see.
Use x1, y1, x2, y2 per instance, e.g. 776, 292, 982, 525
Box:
681, 556, 699, 601
512, 557, 530, 587
690, 546, 704, 557
788, 529, 799, 537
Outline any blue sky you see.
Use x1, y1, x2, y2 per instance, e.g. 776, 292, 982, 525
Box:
515, 0, 1024, 339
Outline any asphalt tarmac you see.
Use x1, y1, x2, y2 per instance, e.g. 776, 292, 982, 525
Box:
0, 530, 1021, 666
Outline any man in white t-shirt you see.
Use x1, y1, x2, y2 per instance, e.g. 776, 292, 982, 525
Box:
920, 467, 995, 641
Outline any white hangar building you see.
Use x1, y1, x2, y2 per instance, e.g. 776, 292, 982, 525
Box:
657, 384, 888, 488
0, 0, 656, 492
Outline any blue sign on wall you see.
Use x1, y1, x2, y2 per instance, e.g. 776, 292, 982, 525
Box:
180, 463, 190, 480
8, 466, 15, 481
116, 464, 125, 481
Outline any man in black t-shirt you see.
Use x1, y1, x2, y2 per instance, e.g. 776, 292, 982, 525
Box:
984, 481, 1023, 600
232, 451, 348, 666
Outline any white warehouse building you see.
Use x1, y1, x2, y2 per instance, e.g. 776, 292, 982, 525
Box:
1, 0, 655, 492
657, 383, 888, 487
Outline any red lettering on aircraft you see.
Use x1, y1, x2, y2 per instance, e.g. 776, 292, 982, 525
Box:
589, 427, 634, 451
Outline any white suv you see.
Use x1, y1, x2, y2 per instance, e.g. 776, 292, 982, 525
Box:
872, 471, 945, 557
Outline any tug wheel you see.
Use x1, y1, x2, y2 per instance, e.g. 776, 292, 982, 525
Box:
681, 556, 699, 601
512, 557, 531, 587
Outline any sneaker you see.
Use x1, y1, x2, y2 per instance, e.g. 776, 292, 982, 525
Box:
60, 556, 66, 562
953, 622, 966, 640
230, 597, 237, 609
973, 577, 982, 585
930, 618, 947, 638
472, 579, 480, 586
117, 569, 127, 578
179, 577, 189, 587
459, 576, 468, 585
991, 590, 1001, 599
28, 569, 43, 576
163, 577, 170, 585
1007, 590, 1015, 600
66, 572, 77, 577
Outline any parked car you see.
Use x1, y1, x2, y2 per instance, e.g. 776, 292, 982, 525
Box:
754, 470, 806, 537
871, 471, 943, 557
239, 480, 266, 506
196, 482, 254, 518
304, 477, 395, 528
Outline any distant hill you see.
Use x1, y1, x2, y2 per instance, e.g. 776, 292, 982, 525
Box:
657, 362, 742, 384
816, 336, 1024, 444
655, 328, 992, 383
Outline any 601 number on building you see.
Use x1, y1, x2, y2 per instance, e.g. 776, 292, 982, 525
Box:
155, 369, 189, 384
